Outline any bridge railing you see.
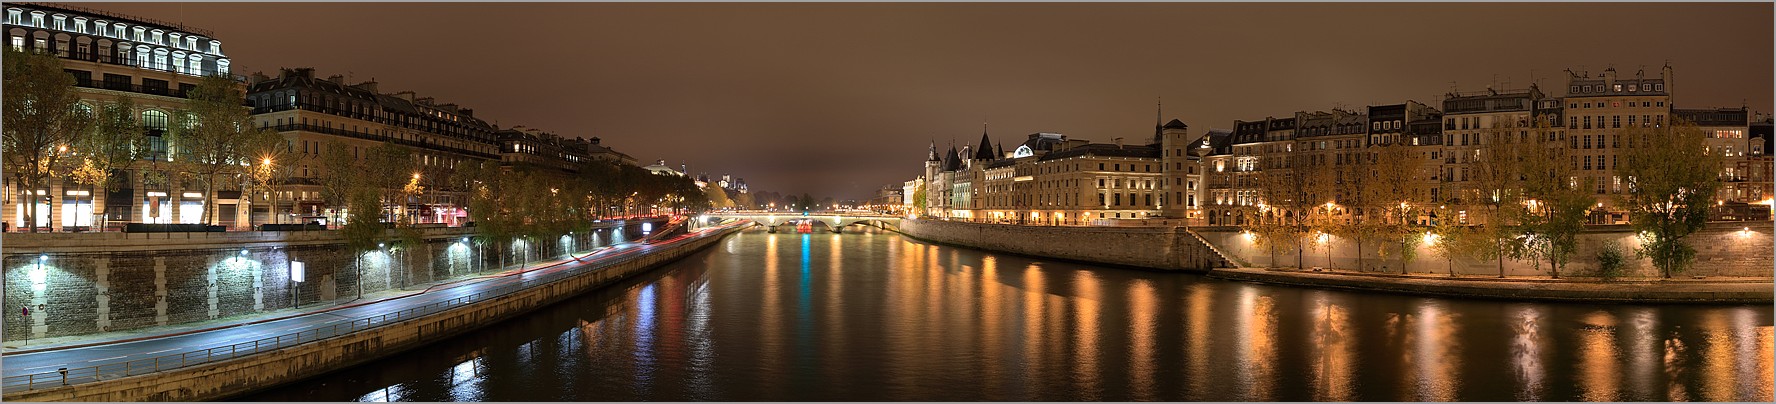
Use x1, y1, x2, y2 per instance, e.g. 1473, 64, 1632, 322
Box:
0, 222, 746, 393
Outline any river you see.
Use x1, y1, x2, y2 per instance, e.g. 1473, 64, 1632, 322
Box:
242, 227, 1774, 401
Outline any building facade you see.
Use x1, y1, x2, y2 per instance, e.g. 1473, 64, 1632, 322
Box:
4, 2, 241, 229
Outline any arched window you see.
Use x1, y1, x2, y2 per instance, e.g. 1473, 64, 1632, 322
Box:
5, 8, 21, 25
142, 110, 170, 131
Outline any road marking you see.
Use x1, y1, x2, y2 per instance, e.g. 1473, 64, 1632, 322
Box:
142, 348, 178, 355
89, 355, 127, 362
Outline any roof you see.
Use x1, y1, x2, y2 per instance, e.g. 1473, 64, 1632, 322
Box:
1163, 119, 1188, 130
1672, 107, 1749, 127
1037, 143, 1160, 161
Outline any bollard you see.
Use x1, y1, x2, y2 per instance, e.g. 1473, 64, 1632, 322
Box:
58, 368, 67, 386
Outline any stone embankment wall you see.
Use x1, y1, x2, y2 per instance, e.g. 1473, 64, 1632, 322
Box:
896, 219, 1221, 271
1, 219, 663, 342
2, 223, 742, 402
1194, 221, 1774, 278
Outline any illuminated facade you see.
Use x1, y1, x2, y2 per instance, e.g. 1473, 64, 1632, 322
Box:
247, 68, 500, 226
3, 2, 241, 229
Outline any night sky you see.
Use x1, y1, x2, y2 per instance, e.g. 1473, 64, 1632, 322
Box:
86, 2, 1773, 200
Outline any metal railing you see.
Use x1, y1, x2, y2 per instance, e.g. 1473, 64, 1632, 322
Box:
0, 221, 741, 392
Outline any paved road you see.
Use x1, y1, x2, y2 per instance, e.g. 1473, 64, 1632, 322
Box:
0, 220, 739, 390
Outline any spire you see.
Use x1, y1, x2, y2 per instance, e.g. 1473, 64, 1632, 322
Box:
974, 123, 995, 160
995, 142, 1004, 158
927, 139, 940, 162
1153, 96, 1164, 145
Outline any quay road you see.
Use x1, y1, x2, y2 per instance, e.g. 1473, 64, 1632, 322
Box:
0, 218, 746, 392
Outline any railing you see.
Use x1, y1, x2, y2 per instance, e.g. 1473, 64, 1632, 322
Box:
72, 78, 188, 98
269, 124, 499, 160
0, 221, 738, 392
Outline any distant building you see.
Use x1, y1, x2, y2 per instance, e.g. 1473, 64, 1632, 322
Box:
497, 126, 591, 174
586, 137, 638, 167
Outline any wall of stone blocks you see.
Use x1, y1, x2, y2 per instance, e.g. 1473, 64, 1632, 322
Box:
898, 219, 1220, 271
1, 219, 661, 343
1194, 221, 1774, 278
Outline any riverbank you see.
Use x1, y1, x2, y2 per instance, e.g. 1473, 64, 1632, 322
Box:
1, 221, 748, 402
888, 218, 1772, 304
1206, 266, 1773, 304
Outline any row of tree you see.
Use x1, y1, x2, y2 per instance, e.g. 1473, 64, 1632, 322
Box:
4, 47, 284, 232
1240, 119, 1721, 278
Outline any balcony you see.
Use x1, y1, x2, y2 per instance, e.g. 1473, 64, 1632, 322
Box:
60, 51, 245, 82
270, 124, 499, 160
74, 78, 187, 98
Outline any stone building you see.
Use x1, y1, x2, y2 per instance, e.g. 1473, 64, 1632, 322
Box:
3, 2, 239, 229
1561, 65, 1673, 223
497, 126, 592, 175
247, 68, 499, 226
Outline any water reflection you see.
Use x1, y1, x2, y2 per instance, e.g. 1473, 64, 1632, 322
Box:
1509, 305, 1548, 401
1306, 291, 1353, 402
242, 229, 1775, 402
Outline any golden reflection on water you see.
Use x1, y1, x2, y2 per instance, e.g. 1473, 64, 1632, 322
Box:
759, 234, 781, 386
1697, 309, 1731, 402
1021, 263, 1047, 393
1406, 302, 1461, 401
1233, 287, 1276, 401
1576, 311, 1621, 401
978, 255, 1005, 398
1306, 292, 1353, 402
1184, 283, 1213, 400
1757, 325, 1774, 401
1509, 305, 1548, 401
1070, 270, 1105, 399
1127, 279, 1158, 401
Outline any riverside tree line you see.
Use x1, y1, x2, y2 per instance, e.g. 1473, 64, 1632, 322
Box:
1237, 117, 1723, 279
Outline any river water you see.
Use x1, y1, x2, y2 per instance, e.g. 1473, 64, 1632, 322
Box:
243, 227, 1773, 401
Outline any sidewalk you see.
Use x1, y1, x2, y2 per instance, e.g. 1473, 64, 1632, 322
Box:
1, 244, 620, 355
1207, 266, 1775, 304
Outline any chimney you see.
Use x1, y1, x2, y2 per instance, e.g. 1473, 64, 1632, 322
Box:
394, 91, 416, 102
458, 108, 473, 117
438, 103, 458, 114
250, 71, 270, 84
353, 80, 379, 93
416, 97, 434, 106
326, 74, 345, 84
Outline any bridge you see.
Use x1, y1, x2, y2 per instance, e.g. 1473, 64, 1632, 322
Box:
705, 211, 903, 233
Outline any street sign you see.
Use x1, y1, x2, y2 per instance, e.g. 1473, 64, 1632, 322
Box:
290, 261, 305, 283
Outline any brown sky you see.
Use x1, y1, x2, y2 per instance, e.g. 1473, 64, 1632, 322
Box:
84, 2, 1774, 200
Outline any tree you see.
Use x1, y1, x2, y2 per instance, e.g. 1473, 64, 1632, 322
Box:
1517, 125, 1592, 278
1467, 120, 1528, 277
67, 96, 149, 229
316, 141, 361, 227
339, 183, 384, 300
704, 182, 733, 209
1372, 143, 1423, 274
242, 124, 293, 228
168, 74, 279, 226
3, 47, 94, 232
1248, 158, 1304, 269
733, 191, 756, 210
911, 183, 928, 216
1618, 120, 1723, 278
363, 142, 415, 224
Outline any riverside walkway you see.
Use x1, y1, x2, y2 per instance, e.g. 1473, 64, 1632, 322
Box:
0, 219, 745, 394
1207, 266, 1774, 304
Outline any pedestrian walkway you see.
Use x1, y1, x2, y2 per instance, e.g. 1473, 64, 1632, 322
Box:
1, 241, 631, 355
1207, 266, 1775, 303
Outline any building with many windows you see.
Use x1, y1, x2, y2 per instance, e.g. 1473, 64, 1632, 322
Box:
247, 68, 500, 226
1562, 66, 1673, 223
4, 2, 239, 229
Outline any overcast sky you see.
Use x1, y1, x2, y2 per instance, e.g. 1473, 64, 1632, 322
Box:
87, 2, 1774, 200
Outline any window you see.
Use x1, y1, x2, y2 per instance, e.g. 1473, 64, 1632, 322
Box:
1613, 84, 1622, 92
1612, 116, 1620, 128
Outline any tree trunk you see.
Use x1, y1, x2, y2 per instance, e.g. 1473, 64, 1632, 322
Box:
25, 180, 40, 233
1496, 242, 1505, 278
